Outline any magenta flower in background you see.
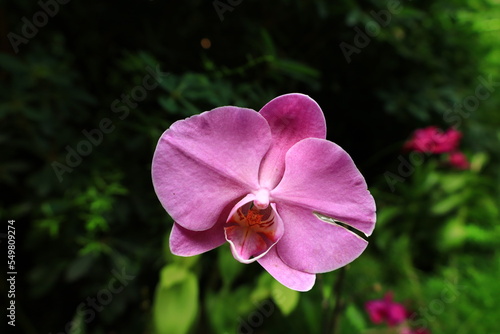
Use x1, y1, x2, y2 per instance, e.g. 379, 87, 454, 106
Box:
365, 292, 408, 326
404, 126, 462, 154
436, 128, 462, 153
448, 151, 470, 170
152, 93, 376, 291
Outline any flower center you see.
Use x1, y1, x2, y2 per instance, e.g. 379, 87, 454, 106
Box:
246, 209, 264, 226
224, 201, 283, 263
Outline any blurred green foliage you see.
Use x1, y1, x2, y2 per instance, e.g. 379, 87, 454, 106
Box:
1, 0, 499, 334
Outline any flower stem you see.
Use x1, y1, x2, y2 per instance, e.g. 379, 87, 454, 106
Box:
328, 266, 347, 334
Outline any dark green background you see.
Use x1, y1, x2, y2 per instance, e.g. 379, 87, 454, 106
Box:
1, 1, 499, 333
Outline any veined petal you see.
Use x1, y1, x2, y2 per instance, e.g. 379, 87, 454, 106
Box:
276, 203, 368, 273
152, 107, 272, 231
258, 94, 326, 189
272, 138, 376, 237
170, 194, 241, 256
170, 221, 226, 256
257, 247, 316, 291
225, 196, 284, 264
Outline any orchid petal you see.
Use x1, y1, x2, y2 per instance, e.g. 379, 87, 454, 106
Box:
275, 202, 368, 273
257, 247, 316, 291
170, 221, 226, 256
152, 107, 272, 231
272, 138, 376, 237
225, 196, 284, 264
258, 93, 326, 189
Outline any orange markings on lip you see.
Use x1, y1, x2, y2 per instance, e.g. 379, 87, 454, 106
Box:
229, 206, 275, 230
246, 209, 264, 226
224, 202, 282, 262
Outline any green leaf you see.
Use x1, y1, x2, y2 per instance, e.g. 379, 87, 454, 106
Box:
344, 303, 367, 332
465, 224, 498, 245
165, 248, 200, 269
205, 286, 254, 333
273, 58, 320, 79
375, 206, 402, 227
68, 306, 86, 334
271, 279, 300, 316
260, 29, 277, 56
440, 175, 468, 193
158, 96, 178, 114
250, 272, 273, 303
65, 253, 97, 282
440, 218, 467, 250
217, 244, 245, 287
153, 265, 199, 334
299, 295, 322, 334
431, 193, 465, 215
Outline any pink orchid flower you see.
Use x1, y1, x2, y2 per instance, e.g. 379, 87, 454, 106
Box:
365, 292, 408, 326
152, 93, 376, 291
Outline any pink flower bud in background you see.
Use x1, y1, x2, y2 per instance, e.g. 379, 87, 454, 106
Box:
365, 292, 408, 327
448, 151, 470, 170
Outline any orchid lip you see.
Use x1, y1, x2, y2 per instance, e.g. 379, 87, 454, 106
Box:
224, 201, 283, 264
